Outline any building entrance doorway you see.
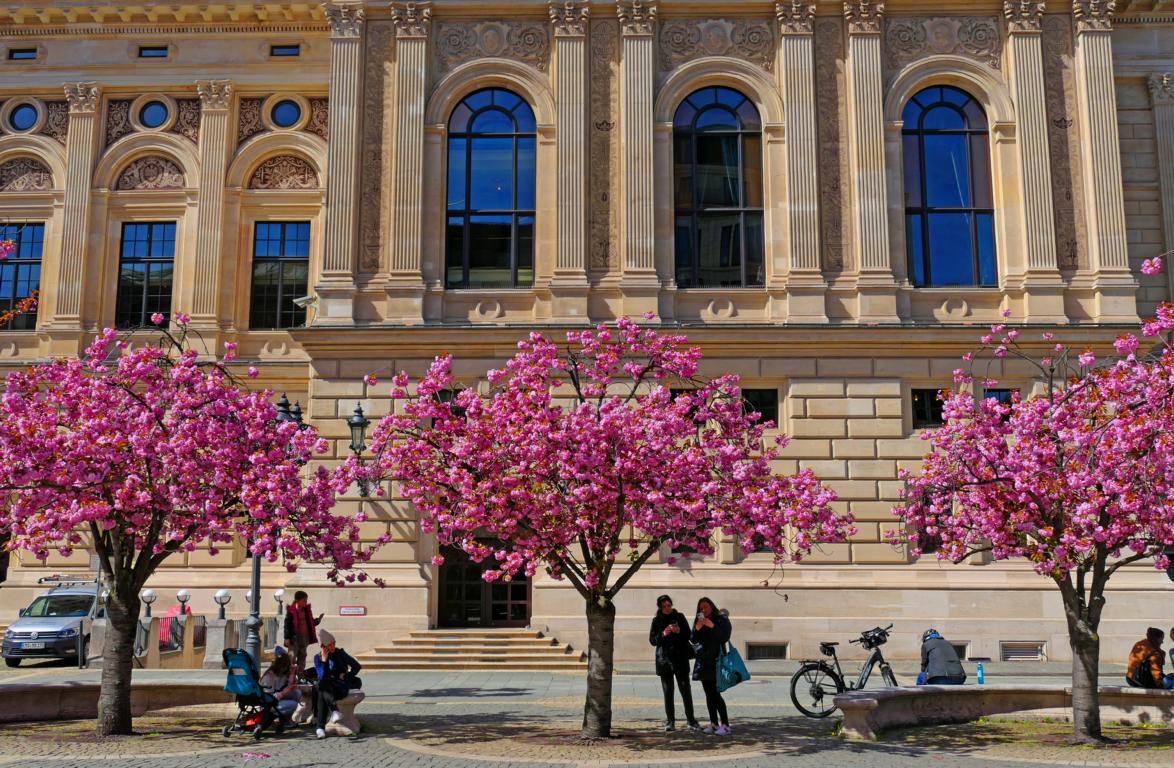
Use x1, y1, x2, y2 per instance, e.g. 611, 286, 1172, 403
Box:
437, 544, 531, 628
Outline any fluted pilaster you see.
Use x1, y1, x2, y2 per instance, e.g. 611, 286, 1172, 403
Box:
52, 82, 100, 329
618, 0, 658, 299
1150, 74, 1174, 301
191, 80, 233, 326
551, 2, 589, 283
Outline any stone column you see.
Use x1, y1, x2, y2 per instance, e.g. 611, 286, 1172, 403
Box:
1149, 73, 1174, 300
315, 2, 366, 326
51, 82, 100, 331
1003, 1, 1065, 321
385, 1, 431, 323
776, 1, 826, 322
549, 1, 590, 321
191, 80, 233, 329
617, 0, 659, 317
1072, 0, 1135, 320
843, 1, 897, 321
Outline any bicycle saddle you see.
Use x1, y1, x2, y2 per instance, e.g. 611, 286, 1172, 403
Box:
818, 641, 838, 656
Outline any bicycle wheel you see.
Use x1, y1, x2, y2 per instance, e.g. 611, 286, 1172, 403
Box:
881, 663, 899, 687
789, 662, 845, 718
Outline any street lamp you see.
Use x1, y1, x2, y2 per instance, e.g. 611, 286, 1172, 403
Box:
348, 403, 371, 497
213, 589, 231, 621
141, 589, 156, 618
273, 589, 285, 617
176, 588, 191, 610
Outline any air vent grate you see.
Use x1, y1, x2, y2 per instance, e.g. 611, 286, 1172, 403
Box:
746, 642, 788, 661
1000, 641, 1045, 662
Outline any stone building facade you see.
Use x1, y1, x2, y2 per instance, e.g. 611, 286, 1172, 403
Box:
1, 0, 1173, 663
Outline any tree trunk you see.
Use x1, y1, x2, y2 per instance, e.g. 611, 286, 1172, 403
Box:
581, 599, 617, 739
96, 581, 141, 737
1065, 601, 1103, 743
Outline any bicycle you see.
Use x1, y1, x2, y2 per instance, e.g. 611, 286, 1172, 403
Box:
789, 624, 899, 718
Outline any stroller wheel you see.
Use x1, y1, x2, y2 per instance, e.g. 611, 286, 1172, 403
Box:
222, 725, 232, 738
253, 724, 264, 740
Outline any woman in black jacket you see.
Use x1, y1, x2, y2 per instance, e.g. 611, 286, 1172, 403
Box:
649, 594, 699, 731
691, 596, 732, 735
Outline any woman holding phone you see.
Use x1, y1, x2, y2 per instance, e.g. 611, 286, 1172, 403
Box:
691, 596, 732, 735
649, 594, 699, 731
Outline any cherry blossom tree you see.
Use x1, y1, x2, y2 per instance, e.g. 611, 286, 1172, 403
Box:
0, 318, 382, 737
341, 316, 849, 738
895, 258, 1174, 743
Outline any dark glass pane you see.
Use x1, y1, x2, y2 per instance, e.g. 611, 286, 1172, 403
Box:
445, 216, 465, 286
471, 108, 514, 134
927, 213, 975, 286
977, 213, 997, 287
963, 98, 987, 130
511, 583, 526, 601
9, 104, 37, 132
673, 135, 693, 210
492, 584, 507, 600
911, 388, 944, 428
742, 388, 778, 425
493, 89, 520, 111
516, 137, 536, 210
696, 213, 742, 287
970, 134, 992, 208
446, 140, 467, 208
271, 100, 301, 128
744, 213, 764, 286
695, 106, 738, 132
249, 261, 280, 329
512, 101, 536, 132
468, 137, 513, 210
902, 98, 923, 126
139, 101, 169, 129
675, 216, 694, 287
907, 214, 925, 287
510, 603, 526, 620
449, 103, 472, 133
464, 89, 492, 111
923, 134, 970, 208
673, 100, 696, 128
517, 215, 534, 286
902, 135, 922, 208
464, 584, 479, 601
491, 604, 507, 621
942, 87, 969, 106
736, 98, 761, 130
467, 215, 512, 288
742, 134, 763, 208
716, 87, 743, 108
695, 134, 739, 207
922, 105, 965, 131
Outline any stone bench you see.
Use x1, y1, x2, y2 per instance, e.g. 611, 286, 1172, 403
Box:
0, 681, 232, 724
291, 685, 366, 736
835, 685, 1174, 741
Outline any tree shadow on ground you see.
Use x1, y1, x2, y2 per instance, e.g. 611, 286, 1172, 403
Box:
402, 686, 533, 698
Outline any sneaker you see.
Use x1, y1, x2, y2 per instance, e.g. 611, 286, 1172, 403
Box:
329, 710, 342, 725
315, 728, 326, 740
664, 721, 676, 732
702, 723, 717, 734
715, 724, 732, 736
686, 721, 702, 731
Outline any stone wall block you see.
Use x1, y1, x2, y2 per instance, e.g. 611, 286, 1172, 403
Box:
847, 418, 903, 438
815, 358, 873, 377
776, 438, 832, 458
799, 459, 848, 479
806, 398, 874, 417
831, 439, 878, 458
873, 398, 903, 417
845, 380, 901, 397
847, 459, 896, 479
790, 418, 848, 438
852, 542, 908, 564
788, 380, 845, 397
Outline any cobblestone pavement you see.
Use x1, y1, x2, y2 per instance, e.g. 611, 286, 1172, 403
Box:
0, 670, 1167, 768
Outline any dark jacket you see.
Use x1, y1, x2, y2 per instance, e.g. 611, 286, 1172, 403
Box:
314, 647, 361, 697
650, 609, 693, 676
283, 603, 322, 645
921, 637, 966, 682
690, 612, 732, 682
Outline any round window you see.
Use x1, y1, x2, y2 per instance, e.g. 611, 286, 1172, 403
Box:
139, 100, 169, 129
8, 103, 37, 132
271, 99, 302, 129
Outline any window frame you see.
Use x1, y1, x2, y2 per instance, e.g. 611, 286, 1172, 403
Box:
114, 221, 176, 328
741, 387, 779, 427
910, 387, 945, 429
0, 222, 44, 331
248, 220, 311, 330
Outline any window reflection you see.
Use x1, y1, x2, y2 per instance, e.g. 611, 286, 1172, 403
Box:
445, 88, 537, 289
902, 86, 996, 288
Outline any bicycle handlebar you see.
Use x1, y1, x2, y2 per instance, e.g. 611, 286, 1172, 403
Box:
848, 624, 895, 644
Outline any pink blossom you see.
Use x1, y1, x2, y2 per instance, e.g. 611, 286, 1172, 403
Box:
1114, 335, 1140, 357
363, 374, 378, 387
174, 312, 190, 325
431, 555, 445, 566
150, 313, 164, 326
1078, 350, 1095, 367
247, 366, 259, 378
1141, 257, 1163, 276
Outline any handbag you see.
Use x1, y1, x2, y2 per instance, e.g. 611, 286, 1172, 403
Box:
717, 643, 750, 693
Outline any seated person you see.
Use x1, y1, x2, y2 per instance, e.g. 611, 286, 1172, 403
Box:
919, 629, 967, 685
259, 648, 301, 721
312, 629, 361, 739
1127, 627, 1172, 689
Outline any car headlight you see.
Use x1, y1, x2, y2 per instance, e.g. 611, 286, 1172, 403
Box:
60, 627, 78, 638
2, 629, 12, 640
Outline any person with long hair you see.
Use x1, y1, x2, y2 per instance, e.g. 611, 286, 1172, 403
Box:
259, 648, 301, 722
691, 596, 732, 735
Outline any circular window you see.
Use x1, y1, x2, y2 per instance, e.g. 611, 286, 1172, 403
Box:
271, 99, 302, 129
8, 103, 37, 132
139, 100, 169, 129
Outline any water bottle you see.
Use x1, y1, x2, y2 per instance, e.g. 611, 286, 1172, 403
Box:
977, 662, 985, 685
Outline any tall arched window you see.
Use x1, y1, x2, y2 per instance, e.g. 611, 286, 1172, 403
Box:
902, 86, 996, 288
446, 88, 536, 289
673, 87, 764, 288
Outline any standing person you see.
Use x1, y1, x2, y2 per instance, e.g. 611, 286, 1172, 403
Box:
259, 648, 301, 724
1127, 627, 1170, 689
312, 629, 361, 739
283, 590, 324, 675
649, 594, 699, 732
691, 596, 732, 736
918, 629, 967, 685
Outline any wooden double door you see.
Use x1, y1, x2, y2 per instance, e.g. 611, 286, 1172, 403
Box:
437, 544, 531, 628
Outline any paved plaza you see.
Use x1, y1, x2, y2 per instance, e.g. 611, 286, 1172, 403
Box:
0, 664, 1166, 768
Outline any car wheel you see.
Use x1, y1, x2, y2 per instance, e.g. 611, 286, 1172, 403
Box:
4, 658, 19, 668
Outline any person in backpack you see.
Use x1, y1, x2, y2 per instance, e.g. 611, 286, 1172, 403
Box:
1127, 627, 1170, 689
919, 629, 967, 685
691, 596, 732, 736
649, 594, 699, 732
283, 590, 324, 677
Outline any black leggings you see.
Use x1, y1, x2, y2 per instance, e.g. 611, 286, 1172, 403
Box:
658, 667, 696, 724
700, 678, 728, 726
312, 684, 341, 729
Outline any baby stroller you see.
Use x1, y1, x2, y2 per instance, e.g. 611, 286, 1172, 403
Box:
222, 648, 285, 739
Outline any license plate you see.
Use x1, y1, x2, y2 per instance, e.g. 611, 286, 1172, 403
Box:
20, 642, 45, 650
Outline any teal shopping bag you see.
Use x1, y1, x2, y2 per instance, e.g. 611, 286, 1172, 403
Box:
717, 644, 750, 692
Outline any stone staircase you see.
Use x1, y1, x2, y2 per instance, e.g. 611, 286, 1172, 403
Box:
354, 628, 587, 671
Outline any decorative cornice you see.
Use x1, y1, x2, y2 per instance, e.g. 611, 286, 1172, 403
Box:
1073, 0, 1115, 32
550, 1, 589, 37
1003, 0, 1045, 33
1149, 73, 1174, 106
391, 1, 431, 39
843, 0, 884, 35
325, 2, 365, 38
64, 82, 99, 114
617, 0, 657, 36
196, 79, 233, 111
776, 0, 816, 35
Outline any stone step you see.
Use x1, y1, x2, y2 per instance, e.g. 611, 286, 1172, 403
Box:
378, 639, 558, 649
407, 629, 543, 638
357, 659, 587, 671
355, 628, 586, 671
359, 651, 581, 662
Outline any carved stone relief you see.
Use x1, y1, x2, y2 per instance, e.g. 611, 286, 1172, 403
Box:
360, 20, 395, 273
588, 18, 620, 273
115, 156, 185, 190
0, 158, 53, 192
884, 17, 1002, 76
658, 18, 776, 72
1041, 14, 1087, 271
815, 17, 851, 273
237, 97, 266, 144
307, 98, 329, 141
433, 21, 551, 77
105, 99, 134, 148
248, 155, 319, 189
171, 98, 201, 144
41, 101, 68, 144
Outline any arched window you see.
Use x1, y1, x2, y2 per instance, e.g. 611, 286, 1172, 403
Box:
673, 87, 764, 288
446, 88, 536, 289
902, 86, 996, 288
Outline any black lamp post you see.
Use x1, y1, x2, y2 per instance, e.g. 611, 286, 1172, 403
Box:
348, 403, 371, 498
